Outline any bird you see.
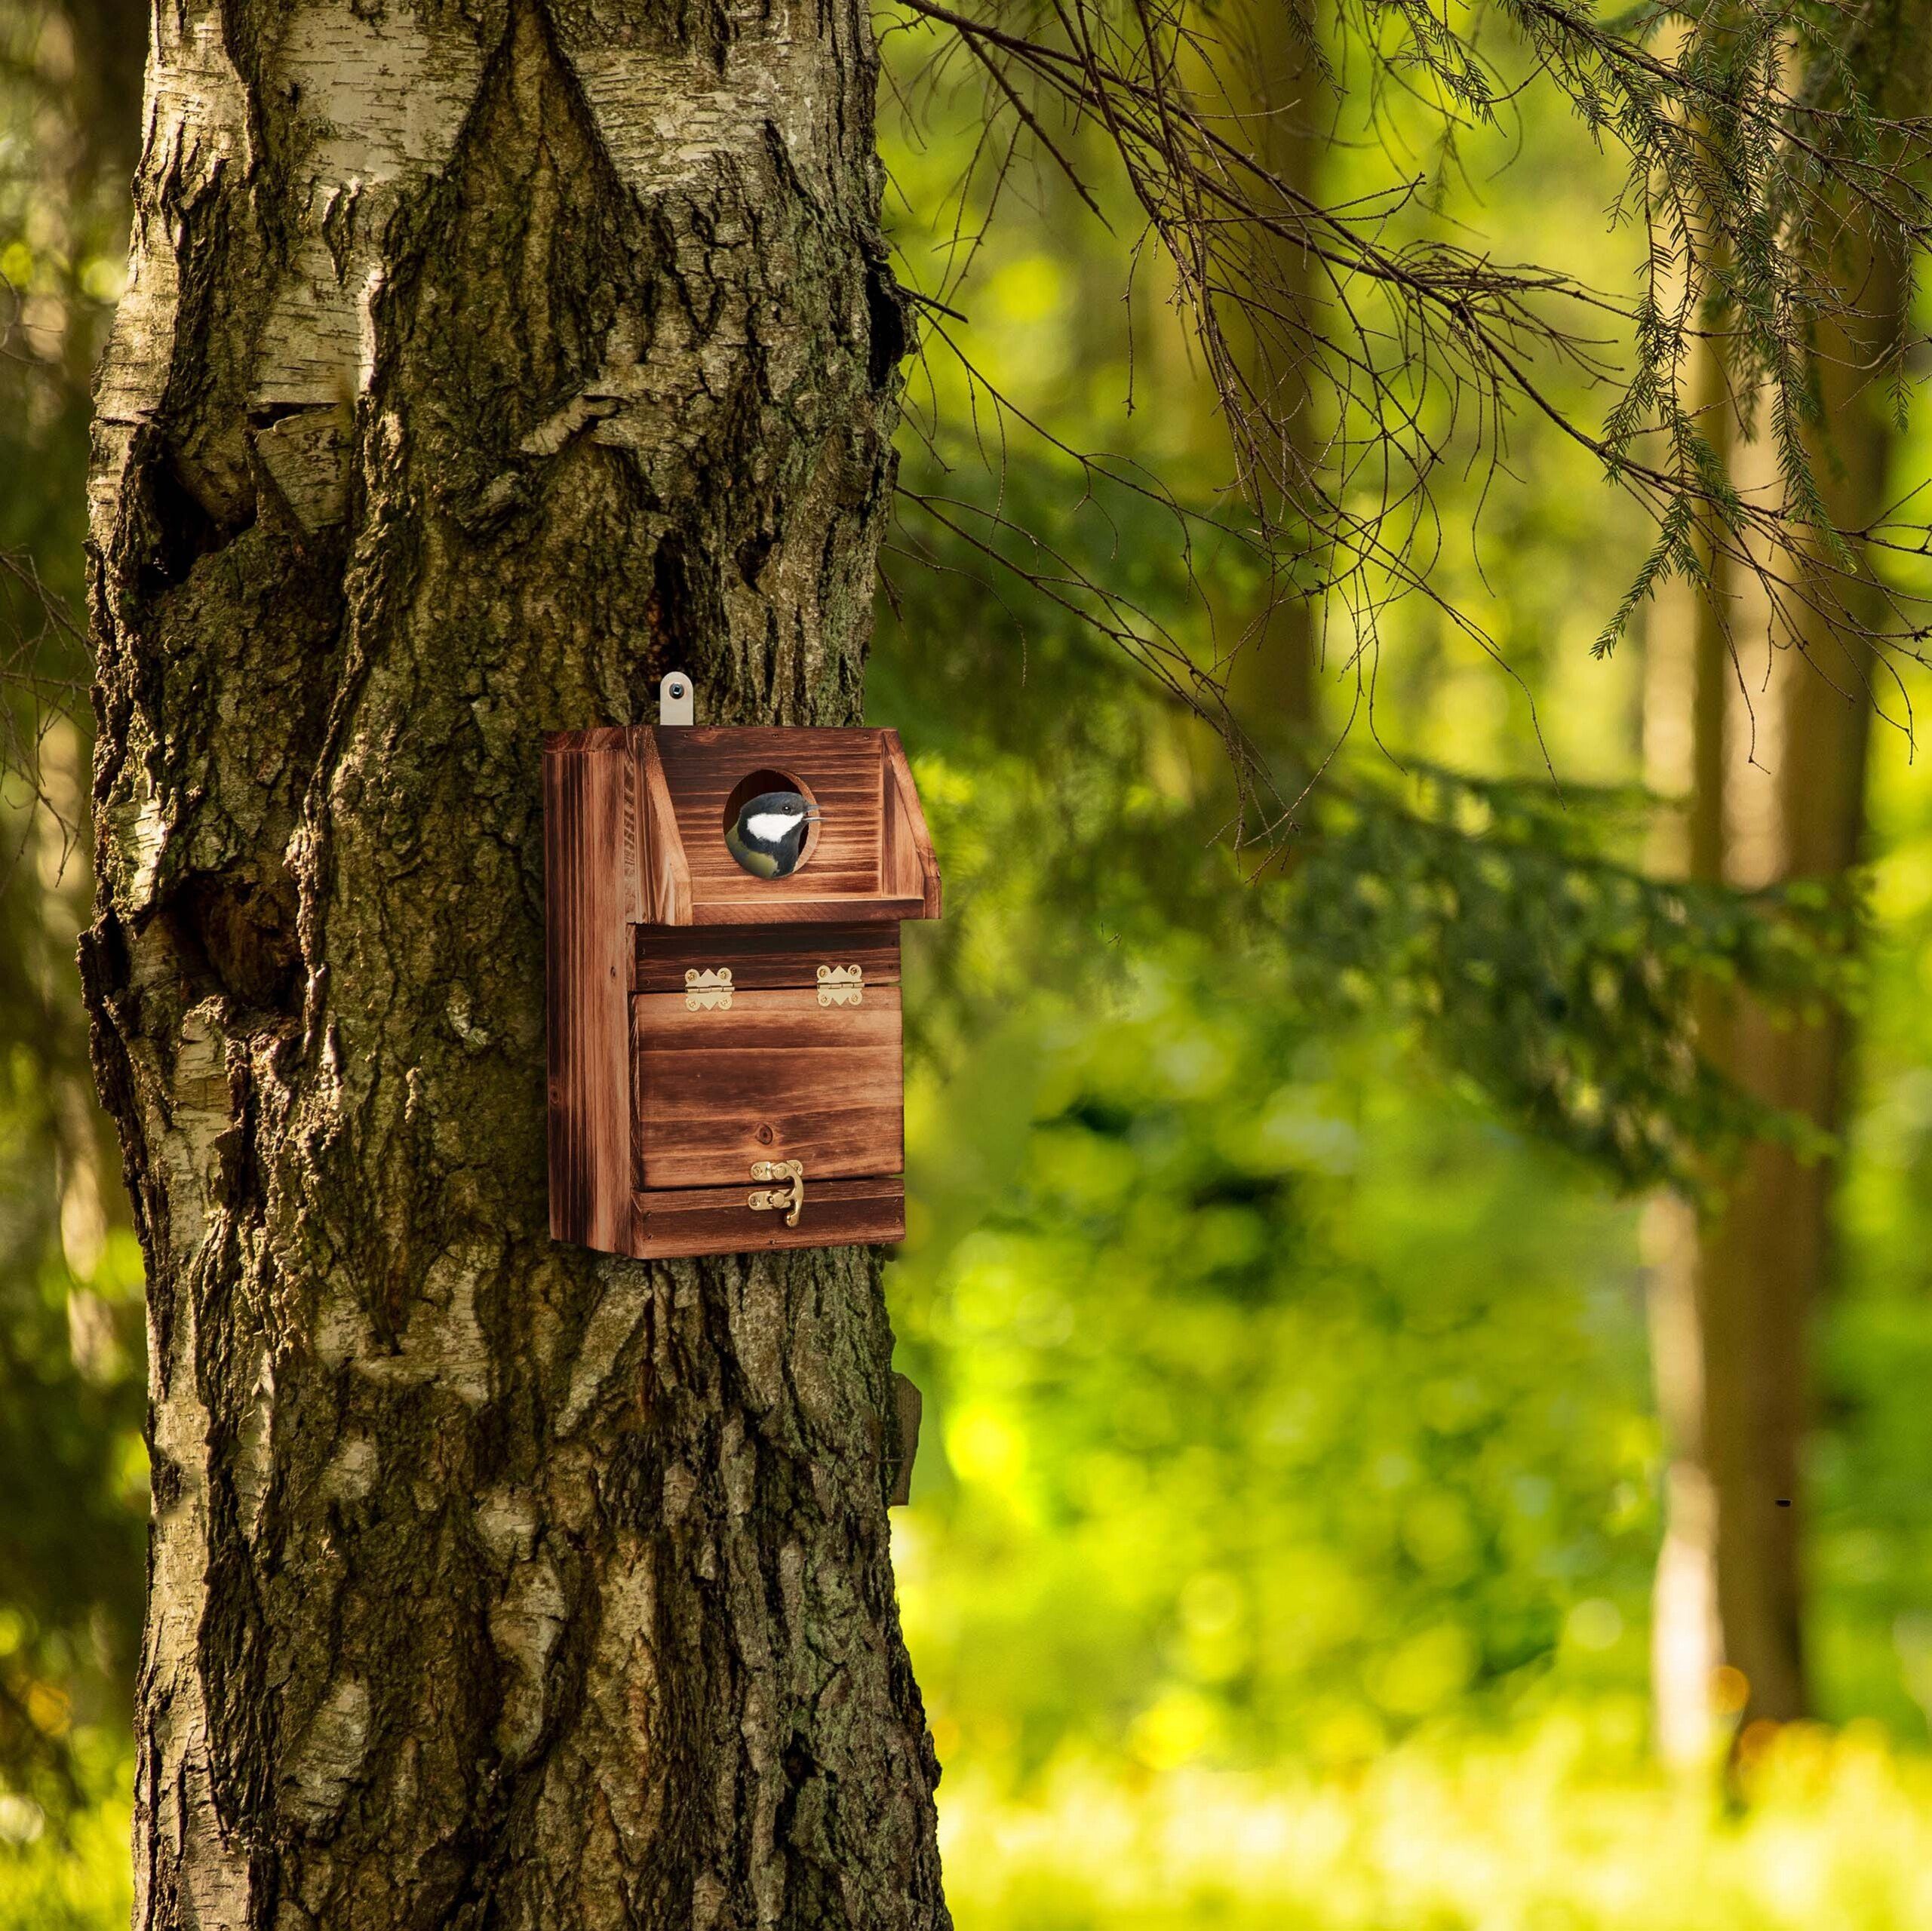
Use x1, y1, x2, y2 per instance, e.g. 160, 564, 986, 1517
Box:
726, 791, 820, 878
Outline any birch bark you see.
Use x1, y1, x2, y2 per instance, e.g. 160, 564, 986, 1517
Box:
83, 3, 944, 1925
1643, 232, 1902, 1761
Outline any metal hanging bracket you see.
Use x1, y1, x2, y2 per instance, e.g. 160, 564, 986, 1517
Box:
659, 671, 694, 726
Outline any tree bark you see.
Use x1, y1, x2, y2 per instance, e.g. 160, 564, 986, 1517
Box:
81, 4, 946, 1926
1644, 235, 1901, 1759
1642, 317, 1734, 1767
1215, 3, 1325, 749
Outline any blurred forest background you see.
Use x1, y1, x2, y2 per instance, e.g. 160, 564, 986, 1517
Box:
5, 2, 1932, 1925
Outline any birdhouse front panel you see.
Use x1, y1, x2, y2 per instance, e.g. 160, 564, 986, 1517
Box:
630, 956, 905, 1187
657, 729, 884, 907
545, 725, 938, 1260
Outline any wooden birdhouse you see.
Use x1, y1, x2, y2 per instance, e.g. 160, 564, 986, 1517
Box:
544, 716, 941, 1260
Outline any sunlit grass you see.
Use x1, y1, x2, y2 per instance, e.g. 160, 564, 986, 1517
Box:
11, 1724, 1932, 1929
941, 1721, 1932, 1931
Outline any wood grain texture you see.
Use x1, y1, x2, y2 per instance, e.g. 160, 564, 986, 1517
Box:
689, 894, 926, 927
631, 726, 938, 926
633, 726, 692, 925
628, 1175, 907, 1260
656, 726, 884, 905
545, 735, 634, 1251
882, 729, 942, 919
634, 923, 901, 992
632, 985, 904, 1187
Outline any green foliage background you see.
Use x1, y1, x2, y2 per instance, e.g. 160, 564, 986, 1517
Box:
4, 2, 1932, 1925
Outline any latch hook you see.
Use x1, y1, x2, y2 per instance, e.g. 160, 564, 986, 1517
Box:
748, 1159, 804, 1227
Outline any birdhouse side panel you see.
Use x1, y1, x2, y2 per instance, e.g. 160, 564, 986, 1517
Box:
544, 732, 636, 1253
881, 730, 942, 919
634, 728, 692, 925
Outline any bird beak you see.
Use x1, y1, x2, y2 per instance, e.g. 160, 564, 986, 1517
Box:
802, 805, 822, 820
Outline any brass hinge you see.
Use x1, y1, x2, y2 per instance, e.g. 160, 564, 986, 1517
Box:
816, 964, 864, 1008
684, 967, 733, 1012
748, 1159, 804, 1226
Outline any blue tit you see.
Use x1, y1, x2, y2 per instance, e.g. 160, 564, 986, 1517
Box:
725, 791, 820, 878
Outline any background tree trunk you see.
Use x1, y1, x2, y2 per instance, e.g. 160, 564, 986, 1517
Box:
1215, 1, 1325, 751
1644, 235, 1903, 1761
82, 4, 946, 1926
1642, 316, 1735, 1768
1149, 5, 1327, 814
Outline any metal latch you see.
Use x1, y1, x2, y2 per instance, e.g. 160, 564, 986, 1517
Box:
685, 968, 733, 1012
816, 964, 863, 1008
748, 1159, 803, 1226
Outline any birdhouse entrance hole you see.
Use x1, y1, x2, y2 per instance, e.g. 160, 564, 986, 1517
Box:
723, 767, 822, 876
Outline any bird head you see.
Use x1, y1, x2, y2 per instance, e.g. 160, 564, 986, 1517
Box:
727, 791, 821, 878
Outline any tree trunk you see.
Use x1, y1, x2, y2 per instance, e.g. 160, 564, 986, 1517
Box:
1644, 237, 1901, 1760
81, 5, 946, 1927
1642, 317, 1734, 1765
1215, 3, 1325, 750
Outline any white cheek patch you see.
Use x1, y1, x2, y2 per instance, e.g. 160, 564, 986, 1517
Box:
745, 811, 800, 843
